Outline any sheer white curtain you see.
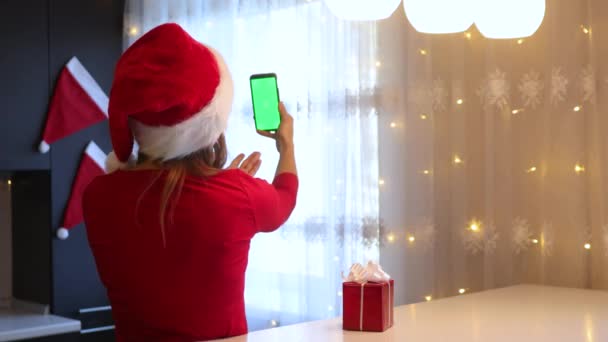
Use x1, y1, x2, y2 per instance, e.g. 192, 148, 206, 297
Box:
124, 0, 380, 330
377, 0, 608, 305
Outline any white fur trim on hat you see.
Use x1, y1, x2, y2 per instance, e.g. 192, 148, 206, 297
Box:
130, 48, 234, 162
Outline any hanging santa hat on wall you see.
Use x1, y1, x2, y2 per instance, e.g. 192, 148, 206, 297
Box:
56, 141, 107, 240
106, 23, 234, 172
39, 57, 108, 153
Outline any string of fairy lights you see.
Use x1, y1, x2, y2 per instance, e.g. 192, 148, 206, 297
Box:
124, 22, 599, 314
379, 22, 596, 302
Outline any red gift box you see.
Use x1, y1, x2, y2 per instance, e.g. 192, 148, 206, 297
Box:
342, 279, 394, 332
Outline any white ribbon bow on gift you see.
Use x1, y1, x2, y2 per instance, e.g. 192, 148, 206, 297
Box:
343, 261, 392, 331
343, 261, 391, 284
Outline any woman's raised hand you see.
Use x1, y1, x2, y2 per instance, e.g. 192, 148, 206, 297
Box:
228, 152, 262, 176
257, 102, 294, 153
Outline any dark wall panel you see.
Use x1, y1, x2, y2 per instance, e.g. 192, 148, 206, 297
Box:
0, 0, 50, 170
49, 0, 124, 316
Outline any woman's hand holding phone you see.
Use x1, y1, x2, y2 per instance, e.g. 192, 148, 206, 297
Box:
229, 102, 296, 178
257, 102, 293, 153
258, 102, 297, 177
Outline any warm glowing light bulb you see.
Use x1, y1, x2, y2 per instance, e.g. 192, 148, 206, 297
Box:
531, 238, 539, 244
425, 295, 433, 301
379, 179, 385, 185
325, 0, 401, 20
420, 114, 428, 120
408, 235, 416, 243
469, 222, 480, 232
419, 49, 428, 56
387, 233, 396, 243
7, 180, 11, 186
456, 98, 464, 105
581, 25, 590, 34
527, 166, 537, 173
458, 288, 466, 294
422, 170, 430, 175
475, 0, 545, 39
375, 61, 382, 67
403, 0, 475, 34
574, 105, 582, 112
512, 109, 520, 114
575, 164, 585, 174
465, 32, 472, 39
584, 243, 591, 250
453, 155, 463, 164
517, 39, 524, 45
128, 26, 139, 36
390, 122, 397, 128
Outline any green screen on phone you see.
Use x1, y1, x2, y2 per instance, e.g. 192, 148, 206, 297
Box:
250, 75, 280, 131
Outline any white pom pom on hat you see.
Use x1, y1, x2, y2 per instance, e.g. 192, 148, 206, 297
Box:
56, 227, 69, 240
39, 141, 50, 154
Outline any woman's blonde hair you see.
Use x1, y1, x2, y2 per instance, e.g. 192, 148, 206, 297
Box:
136, 134, 228, 246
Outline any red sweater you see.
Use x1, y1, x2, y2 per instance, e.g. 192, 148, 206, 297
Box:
82, 169, 298, 341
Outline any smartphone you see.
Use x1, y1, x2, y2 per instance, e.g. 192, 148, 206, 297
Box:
250, 73, 280, 131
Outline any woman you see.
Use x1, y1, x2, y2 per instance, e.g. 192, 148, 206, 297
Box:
82, 23, 298, 341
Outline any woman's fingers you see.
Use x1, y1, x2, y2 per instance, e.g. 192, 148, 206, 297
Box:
276, 102, 294, 153
278, 102, 289, 120
239, 152, 261, 174
228, 153, 245, 169
257, 129, 276, 139
250, 159, 262, 177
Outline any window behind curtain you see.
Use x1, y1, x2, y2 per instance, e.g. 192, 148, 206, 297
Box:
124, 0, 381, 331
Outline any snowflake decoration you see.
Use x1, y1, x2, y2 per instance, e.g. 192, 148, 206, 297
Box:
303, 216, 328, 241
540, 221, 554, 257
603, 224, 608, 257
362, 216, 384, 248
413, 220, 436, 252
461, 220, 499, 255
408, 82, 432, 114
518, 70, 544, 109
335, 216, 388, 248
483, 223, 500, 255
462, 227, 484, 255
432, 78, 448, 113
512, 217, 532, 254
550, 67, 568, 106
477, 69, 510, 111
579, 64, 596, 103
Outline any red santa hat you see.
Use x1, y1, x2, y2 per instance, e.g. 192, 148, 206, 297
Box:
39, 57, 108, 153
56, 141, 107, 240
106, 23, 233, 172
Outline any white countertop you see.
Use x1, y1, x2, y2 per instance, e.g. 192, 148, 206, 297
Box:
220, 285, 608, 342
0, 307, 80, 342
